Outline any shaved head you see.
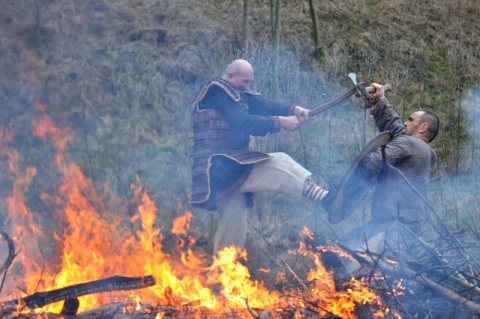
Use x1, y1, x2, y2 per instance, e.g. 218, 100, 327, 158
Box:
223, 59, 253, 76
222, 59, 254, 92
420, 110, 440, 142
403, 109, 440, 143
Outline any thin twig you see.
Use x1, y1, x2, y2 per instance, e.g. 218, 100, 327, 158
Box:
0, 230, 16, 293
281, 260, 308, 292
243, 297, 259, 319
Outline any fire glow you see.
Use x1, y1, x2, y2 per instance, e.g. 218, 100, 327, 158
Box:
0, 105, 397, 318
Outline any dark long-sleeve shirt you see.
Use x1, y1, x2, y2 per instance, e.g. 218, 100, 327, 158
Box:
190, 78, 295, 209
199, 85, 294, 135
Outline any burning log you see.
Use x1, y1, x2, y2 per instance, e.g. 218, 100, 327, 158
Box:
0, 275, 156, 316
60, 297, 80, 315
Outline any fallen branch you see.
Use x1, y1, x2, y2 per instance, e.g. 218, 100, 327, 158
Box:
0, 275, 156, 316
335, 242, 480, 316
399, 261, 480, 316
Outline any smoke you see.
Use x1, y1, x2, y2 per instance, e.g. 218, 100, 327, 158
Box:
428, 85, 480, 232
464, 86, 480, 178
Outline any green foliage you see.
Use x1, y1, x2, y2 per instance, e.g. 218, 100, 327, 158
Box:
425, 53, 450, 77
314, 47, 326, 64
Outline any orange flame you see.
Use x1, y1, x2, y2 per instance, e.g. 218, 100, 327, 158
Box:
171, 211, 193, 235
0, 106, 400, 318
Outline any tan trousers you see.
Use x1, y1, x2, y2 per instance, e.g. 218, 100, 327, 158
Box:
213, 152, 311, 252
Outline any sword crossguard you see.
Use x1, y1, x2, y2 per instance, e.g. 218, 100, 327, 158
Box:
355, 82, 368, 98
348, 72, 391, 99
347, 73, 364, 97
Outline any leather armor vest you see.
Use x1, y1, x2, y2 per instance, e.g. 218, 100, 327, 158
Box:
189, 79, 271, 208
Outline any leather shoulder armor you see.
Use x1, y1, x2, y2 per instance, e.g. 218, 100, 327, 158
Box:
196, 78, 241, 102
245, 88, 260, 96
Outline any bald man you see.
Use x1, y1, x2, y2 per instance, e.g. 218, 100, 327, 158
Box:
189, 59, 329, 252
337, 83, 440, 256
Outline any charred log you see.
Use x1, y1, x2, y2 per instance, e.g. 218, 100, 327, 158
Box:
0, 275, 155, 316
61, 297, 80, 315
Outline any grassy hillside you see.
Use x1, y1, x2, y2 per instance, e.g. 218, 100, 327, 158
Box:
0, 0, 479, 257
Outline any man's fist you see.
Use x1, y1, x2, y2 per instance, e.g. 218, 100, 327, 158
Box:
293, 105, 314, 124
369, 83, 385, 101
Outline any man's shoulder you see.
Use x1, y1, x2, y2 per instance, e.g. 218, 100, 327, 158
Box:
399, 135, 431, 146
392, 135, 428, 148
394, 135, 436, 160
244, 88, 260, 96
197, 78, 241, 102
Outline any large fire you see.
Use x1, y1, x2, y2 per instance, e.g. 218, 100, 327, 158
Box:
0, 106, 398, 318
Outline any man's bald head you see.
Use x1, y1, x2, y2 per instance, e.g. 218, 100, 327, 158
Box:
223, 59, 253, 76
222, 59, 254, 92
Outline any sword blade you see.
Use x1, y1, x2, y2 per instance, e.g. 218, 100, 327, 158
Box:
308, 86, 358, 117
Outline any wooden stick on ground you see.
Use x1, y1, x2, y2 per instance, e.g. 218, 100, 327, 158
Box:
0, 275, 156, 316
335, 242, 480, 316
399, 262, 480, 316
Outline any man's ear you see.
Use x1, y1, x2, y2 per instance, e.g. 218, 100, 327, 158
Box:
419, 122, 429, 134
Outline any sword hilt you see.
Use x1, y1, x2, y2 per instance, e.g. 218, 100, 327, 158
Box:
366, 83, 392, 94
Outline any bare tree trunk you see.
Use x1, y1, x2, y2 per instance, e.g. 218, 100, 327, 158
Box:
272, 0, 281, 97
456, 89, 461, 175
241, 0, 249, 52
472, 86, 478, 188
269, 0, 274, 37
308, 0, 322, 58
